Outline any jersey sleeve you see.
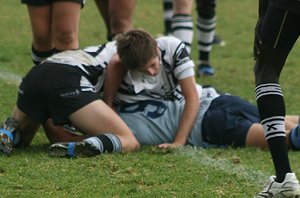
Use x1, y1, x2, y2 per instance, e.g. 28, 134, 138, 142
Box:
158, 36, 195, 80
84, 41, 117, 68
172, 41, 195, 80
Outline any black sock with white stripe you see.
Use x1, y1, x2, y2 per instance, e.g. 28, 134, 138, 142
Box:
163, 0, 173, 35
83, 134, 122, 153
255, 83, 291, 182
197, 16, 215, 63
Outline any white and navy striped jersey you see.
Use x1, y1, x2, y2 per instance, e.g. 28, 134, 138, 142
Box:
115, 36, 195, 104
44, 41, 117, 93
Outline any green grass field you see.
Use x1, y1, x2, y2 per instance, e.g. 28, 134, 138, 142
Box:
1, 1, 300, 197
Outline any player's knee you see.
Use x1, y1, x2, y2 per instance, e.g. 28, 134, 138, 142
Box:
121, 136, 140, 152
55, 30, 77, 49
254, 44, 285, 84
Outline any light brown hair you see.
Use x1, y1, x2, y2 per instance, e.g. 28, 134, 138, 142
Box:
117, 29, 157, 70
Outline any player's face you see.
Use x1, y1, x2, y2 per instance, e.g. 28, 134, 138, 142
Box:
140, 48, 160, 76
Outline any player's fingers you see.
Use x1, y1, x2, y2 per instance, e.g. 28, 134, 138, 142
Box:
158, 143, 171, 148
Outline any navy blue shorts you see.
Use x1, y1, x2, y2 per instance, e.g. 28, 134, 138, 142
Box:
202, 95, 260, 147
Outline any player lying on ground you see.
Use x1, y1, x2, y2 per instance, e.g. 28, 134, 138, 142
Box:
103, 29, 200, 149
44, 86, 300, 157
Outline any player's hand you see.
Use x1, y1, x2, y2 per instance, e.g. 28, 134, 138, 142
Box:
253, 17, 263, 60
158, 142, 183, 149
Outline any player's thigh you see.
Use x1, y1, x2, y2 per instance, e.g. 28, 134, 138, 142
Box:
255, 7, 300, 83
245, 123, 268, 149
69, 100, 132, 137
69, 100, 139, 151
261, 7, 300, 54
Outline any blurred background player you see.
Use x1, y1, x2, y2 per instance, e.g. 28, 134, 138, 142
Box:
21, 0, 85, 66
162, 0, 225, 76
94, 0, 136, 41
167, 0, 194, 54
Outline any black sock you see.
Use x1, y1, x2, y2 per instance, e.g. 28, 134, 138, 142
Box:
255, 83, 291, 182
31, 46, 55, 66
84, 134, 122, 153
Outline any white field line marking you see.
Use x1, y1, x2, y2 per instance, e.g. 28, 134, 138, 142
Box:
176, 148, 268, 185
0, 71, 22, 85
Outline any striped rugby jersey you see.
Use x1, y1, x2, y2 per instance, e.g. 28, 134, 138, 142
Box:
115, 36, 195, 104
44, 41, 117, 93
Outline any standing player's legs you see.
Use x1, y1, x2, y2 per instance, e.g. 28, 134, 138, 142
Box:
94, 0, 135, 41
171, 0, 194, 53
24, 0, 83, 65
26, 4, 55, 66
51, 1, 82, 51
94, 0, 112, 40
254, 6, 300, 182
162, 0, 174, 35
109, 0, 135, 39
196, 0, 216, 76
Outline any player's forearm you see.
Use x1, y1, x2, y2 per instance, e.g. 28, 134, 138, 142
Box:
174, 76, 199, 145
103, 56, 126, 107
173, 99, 200, 145
258, 0, 269, 17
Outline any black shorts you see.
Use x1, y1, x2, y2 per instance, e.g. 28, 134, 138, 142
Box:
202, 95, 260, 147
21, 0, 85, 7
17, 63, 100, 125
